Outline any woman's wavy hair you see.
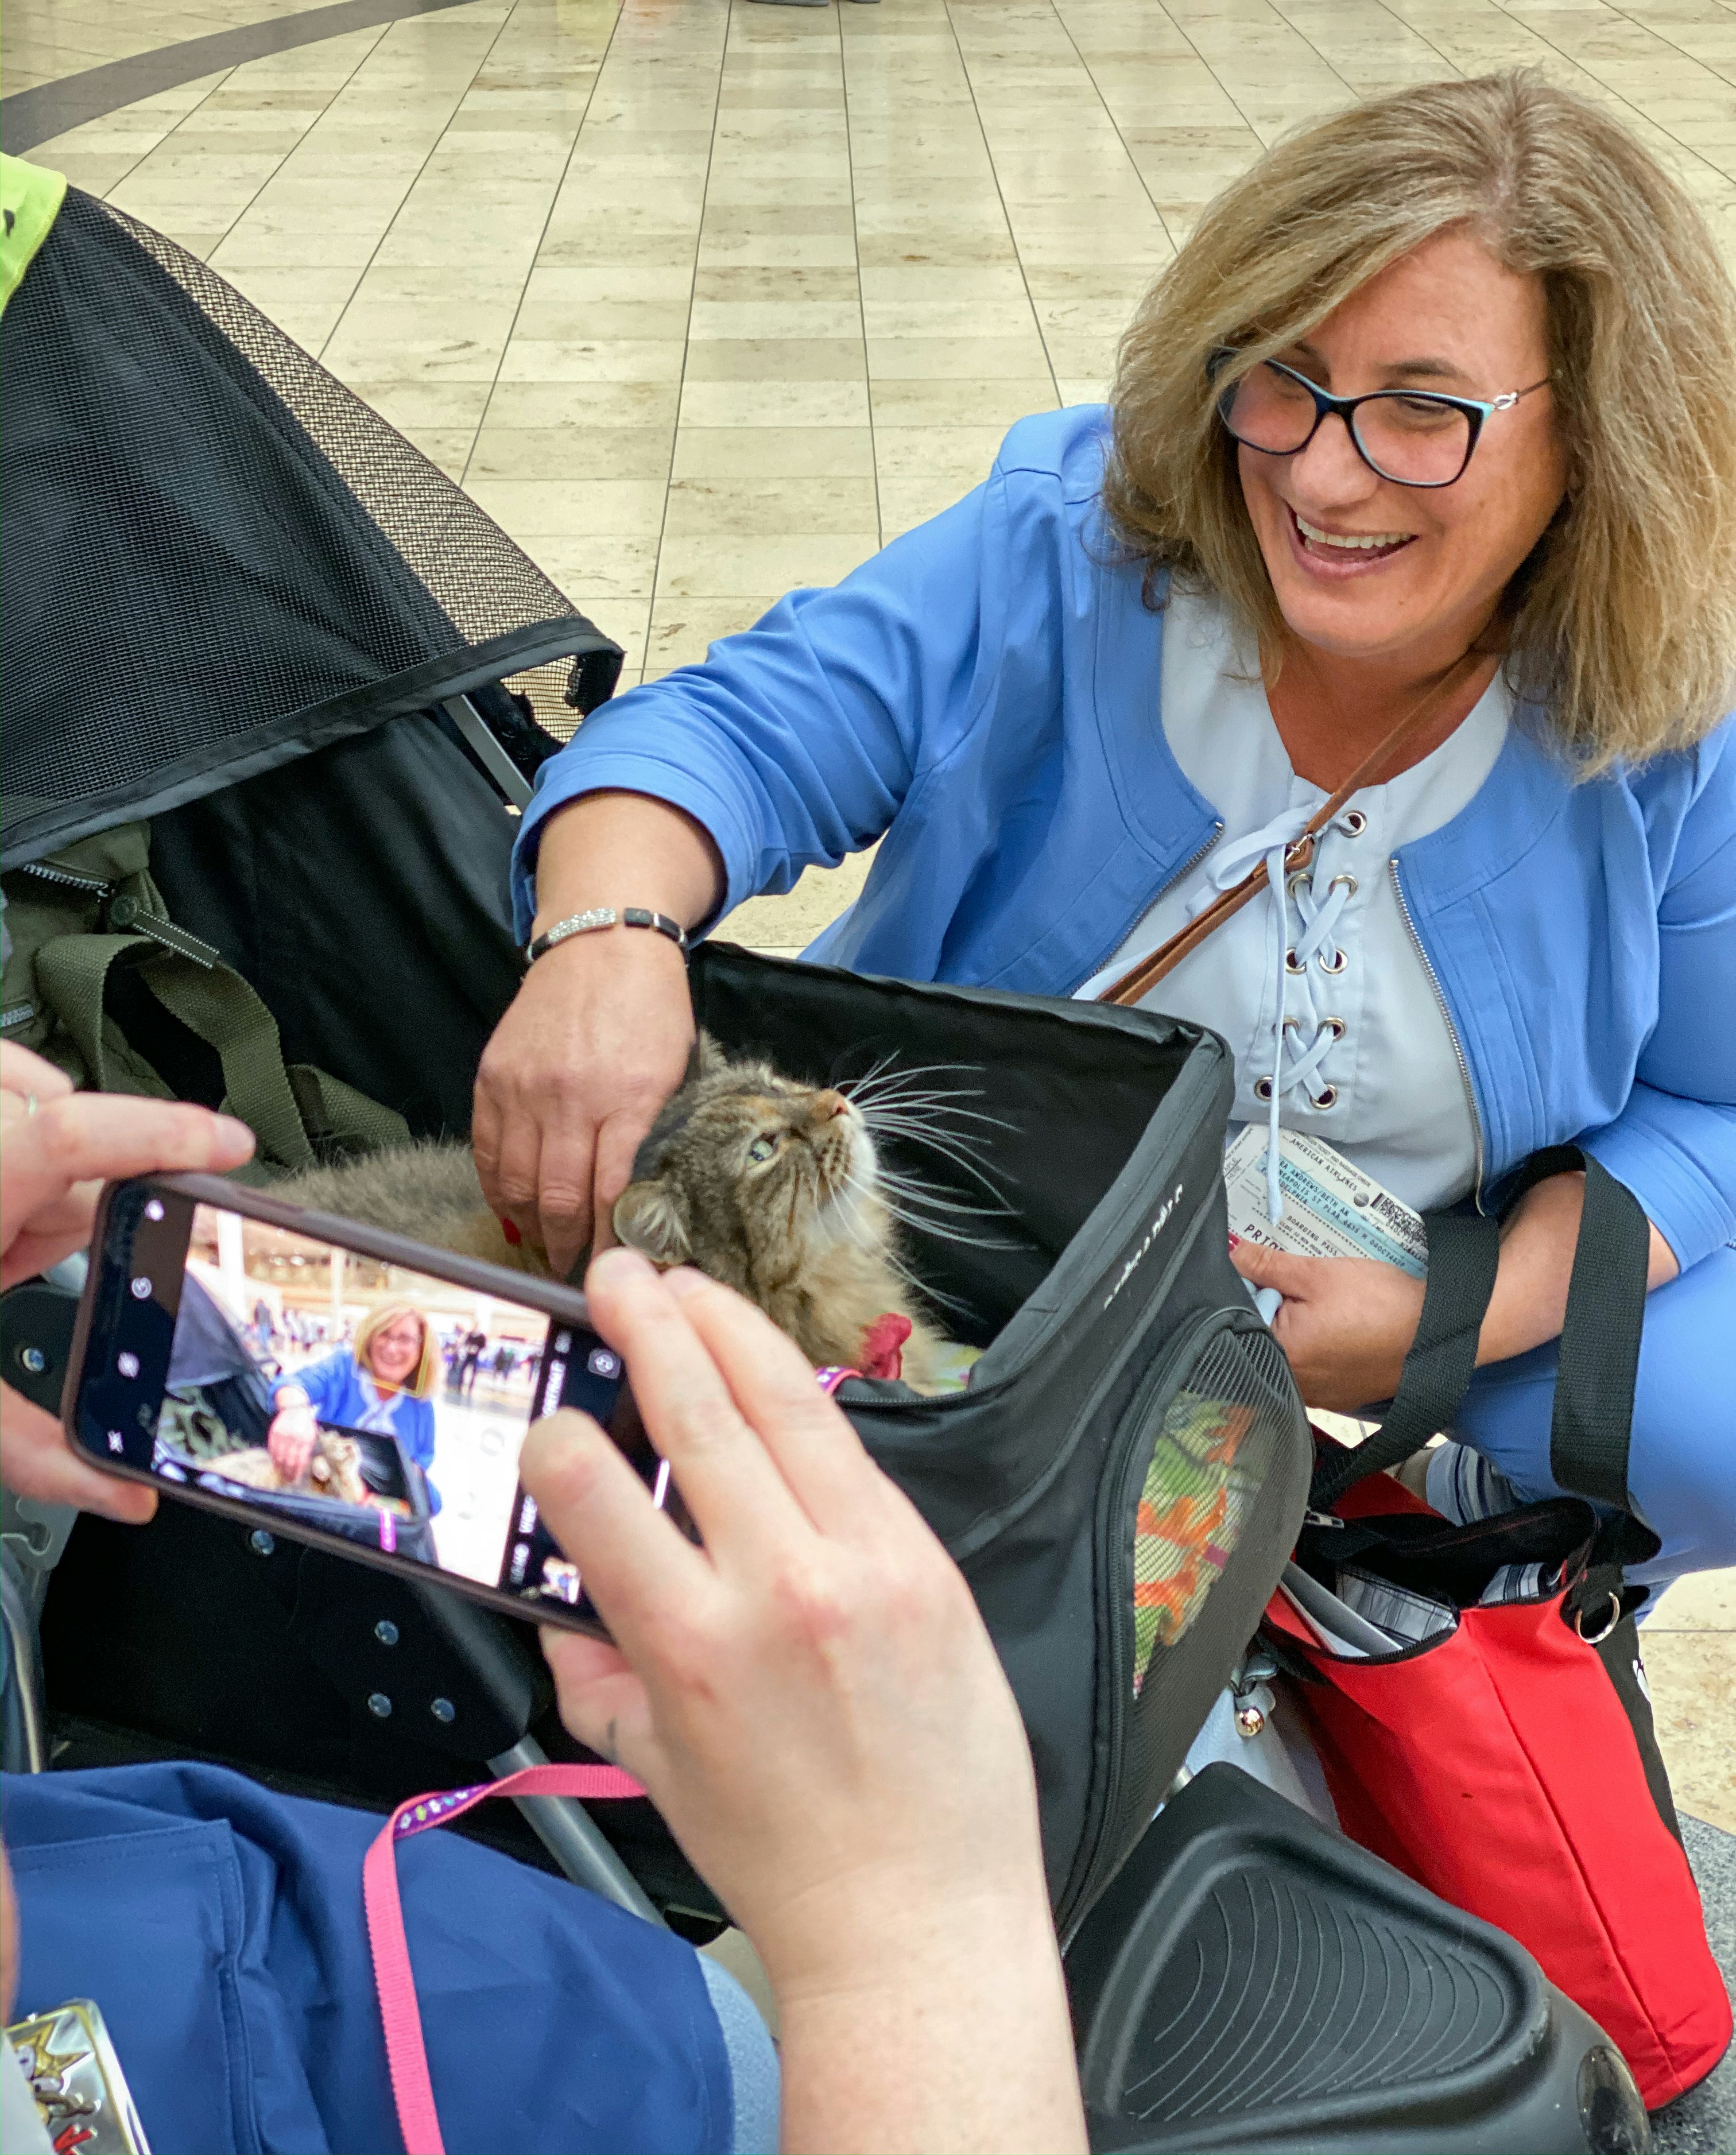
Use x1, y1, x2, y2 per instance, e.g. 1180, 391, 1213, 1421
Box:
1102, 71, 1736, 770
354, 1301, 436, 1400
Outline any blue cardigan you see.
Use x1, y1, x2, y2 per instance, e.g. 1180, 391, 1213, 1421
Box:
514, 407, 1736, 1273
275, 1348, 440, 1509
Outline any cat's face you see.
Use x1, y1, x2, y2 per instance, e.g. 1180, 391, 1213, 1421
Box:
613, 1056, 879, 1287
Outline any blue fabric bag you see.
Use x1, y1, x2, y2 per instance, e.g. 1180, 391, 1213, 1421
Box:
4, 1762, 734, 2155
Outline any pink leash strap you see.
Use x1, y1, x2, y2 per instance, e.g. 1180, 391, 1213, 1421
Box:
362, 1761, 645, 2155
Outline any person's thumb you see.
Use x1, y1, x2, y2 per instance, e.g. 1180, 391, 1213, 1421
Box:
1228, 1237, 1313, 1296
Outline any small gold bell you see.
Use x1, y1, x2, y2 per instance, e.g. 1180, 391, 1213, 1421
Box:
1235, 1703, 1266, 1739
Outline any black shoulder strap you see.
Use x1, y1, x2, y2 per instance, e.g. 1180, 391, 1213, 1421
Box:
1536, 1149, 1650, 1512
1309, 1147, 1654, 1541
1309, 1208, 1498, 1509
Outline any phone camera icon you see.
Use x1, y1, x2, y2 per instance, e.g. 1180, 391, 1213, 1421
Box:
129, 1277, 152, 1300
587, 1348, 621, 1379
117, 1352, 140, 1379
144, 1199, 165, 1222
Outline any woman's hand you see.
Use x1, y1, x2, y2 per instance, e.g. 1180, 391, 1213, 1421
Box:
0, 1044, 255, 1522
266, 1390, 316, 1482
474, 928, 695, 1281
473, 793, 722, 1280
521, 1247, 1086, 2155
1231, 1172, 1681, 1410
1230, 1241, 1425, 1409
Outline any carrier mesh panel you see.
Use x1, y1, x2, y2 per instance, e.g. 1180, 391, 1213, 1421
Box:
1123, 1324, 1300, 1821
1, 188, 620, 866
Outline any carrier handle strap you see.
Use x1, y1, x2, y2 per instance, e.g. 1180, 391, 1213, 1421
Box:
1097, 650, 1482, 1006
32, 932, 179, 1102
1311, 1152, 1654, 1551
363, 1762, 645, 2155
141, 950, 318, 1170
32, 928, 410, 1169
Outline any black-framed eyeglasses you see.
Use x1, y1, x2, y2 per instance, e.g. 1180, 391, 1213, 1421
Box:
1212, 355, 1551, 489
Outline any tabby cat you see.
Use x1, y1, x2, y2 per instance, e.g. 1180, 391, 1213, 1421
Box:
159, 1391, 402, 1510
274, 1036, 959, 1389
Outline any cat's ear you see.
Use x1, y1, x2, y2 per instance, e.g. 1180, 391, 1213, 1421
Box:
687, 1028, 727, 1083
613, 1179, 692, 1266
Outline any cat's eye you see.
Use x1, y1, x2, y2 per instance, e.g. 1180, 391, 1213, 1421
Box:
747, 1135, 778, 1163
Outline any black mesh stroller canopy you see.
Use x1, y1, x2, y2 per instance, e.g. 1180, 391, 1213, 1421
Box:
1, 184, 621, 867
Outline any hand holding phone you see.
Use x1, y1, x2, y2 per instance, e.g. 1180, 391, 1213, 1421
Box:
63, 1171, 673, 1628
0, 1045, 254, 1522
523, 1249, 1087, 2155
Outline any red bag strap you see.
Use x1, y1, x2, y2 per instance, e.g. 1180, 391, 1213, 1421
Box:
363, 1762, 645, 2155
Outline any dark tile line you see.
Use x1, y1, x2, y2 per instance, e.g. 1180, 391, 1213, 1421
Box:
2, 0, 480, 156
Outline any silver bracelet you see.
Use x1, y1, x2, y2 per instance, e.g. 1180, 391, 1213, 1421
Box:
524, 906, 689, 966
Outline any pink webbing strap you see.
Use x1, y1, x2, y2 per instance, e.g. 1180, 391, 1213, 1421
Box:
362, 1762, 645, 2155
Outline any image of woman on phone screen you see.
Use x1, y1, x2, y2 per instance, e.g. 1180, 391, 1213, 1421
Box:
267, 1304, 441, 1512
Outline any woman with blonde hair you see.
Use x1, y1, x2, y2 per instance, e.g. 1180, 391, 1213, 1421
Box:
476, 72, 1736, 1582
268, 1302, 442, 1510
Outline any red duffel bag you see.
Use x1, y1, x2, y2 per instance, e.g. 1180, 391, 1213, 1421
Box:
1265, 1149, 1731, 2109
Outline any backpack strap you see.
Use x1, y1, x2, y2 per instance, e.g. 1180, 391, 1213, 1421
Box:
17, 828, 412, 1168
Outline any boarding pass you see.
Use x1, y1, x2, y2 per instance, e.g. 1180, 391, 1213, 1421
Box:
1223, 1125, 1428, 1278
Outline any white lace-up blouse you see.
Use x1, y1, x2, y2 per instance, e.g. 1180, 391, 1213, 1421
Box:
1076, 590, 1510, 1215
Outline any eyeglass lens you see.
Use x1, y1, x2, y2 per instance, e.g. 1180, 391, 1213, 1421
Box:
1220, 362, 1472, 486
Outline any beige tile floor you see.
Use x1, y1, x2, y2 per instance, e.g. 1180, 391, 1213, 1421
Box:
9, 0, 1734, 1822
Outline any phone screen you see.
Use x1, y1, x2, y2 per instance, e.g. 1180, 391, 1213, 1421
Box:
71, 1187, 664, 1623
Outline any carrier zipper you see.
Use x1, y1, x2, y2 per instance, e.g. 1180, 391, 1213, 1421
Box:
1060, 1304, 1223, 1937
2, 1002, 37, 1030
1070, 821, 1225, 996
15, 859, 219, 968
1389, 856, 1485, 1211
17, 859, 114, 894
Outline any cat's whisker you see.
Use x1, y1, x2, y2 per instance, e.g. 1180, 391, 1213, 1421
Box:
852, 1092, 1013, 1138
855, 1093, 1003, 1134
857, 1117, 1013, 1203
863, 1113, 1006, 1161
842, 1059, 985, 1091
839, 1168, 1019, 1265
873, 1168, 1016, 1220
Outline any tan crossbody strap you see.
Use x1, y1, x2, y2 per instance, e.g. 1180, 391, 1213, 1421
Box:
1096, 650, 1485, 1008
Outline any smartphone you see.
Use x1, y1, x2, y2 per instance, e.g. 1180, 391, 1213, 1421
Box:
63, 1172, 675, 1634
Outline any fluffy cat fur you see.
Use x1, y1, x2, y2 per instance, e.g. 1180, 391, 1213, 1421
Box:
273, 1036, 948, 1389
212, 1429, 400, 1510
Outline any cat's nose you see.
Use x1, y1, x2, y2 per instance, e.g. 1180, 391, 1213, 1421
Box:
813, 1090, 850, 1121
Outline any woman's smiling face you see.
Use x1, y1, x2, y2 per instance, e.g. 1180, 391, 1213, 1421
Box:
1237, 227, 1568, 669
366, 1313, 424, 1387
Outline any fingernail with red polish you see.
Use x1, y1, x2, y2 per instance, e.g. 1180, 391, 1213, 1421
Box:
499, 1216, 522, 1246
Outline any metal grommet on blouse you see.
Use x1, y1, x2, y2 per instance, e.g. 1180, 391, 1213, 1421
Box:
1320, 1016, 1346, 1040
1310, 1084, 1340, 1110
1318, 947, 1348, 976
1328, 873, 1358, 897
1338, 808, 1369, 836
1284, 946, 1307, 974
1253, 1076, 1274, 1102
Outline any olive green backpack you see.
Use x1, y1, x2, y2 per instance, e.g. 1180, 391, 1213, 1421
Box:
2, 822, 410, 1176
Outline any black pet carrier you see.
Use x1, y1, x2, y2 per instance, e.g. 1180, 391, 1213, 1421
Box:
688, 944, 1312, 1930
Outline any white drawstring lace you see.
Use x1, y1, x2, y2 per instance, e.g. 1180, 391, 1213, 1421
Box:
1184, 805, 1362, 1226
